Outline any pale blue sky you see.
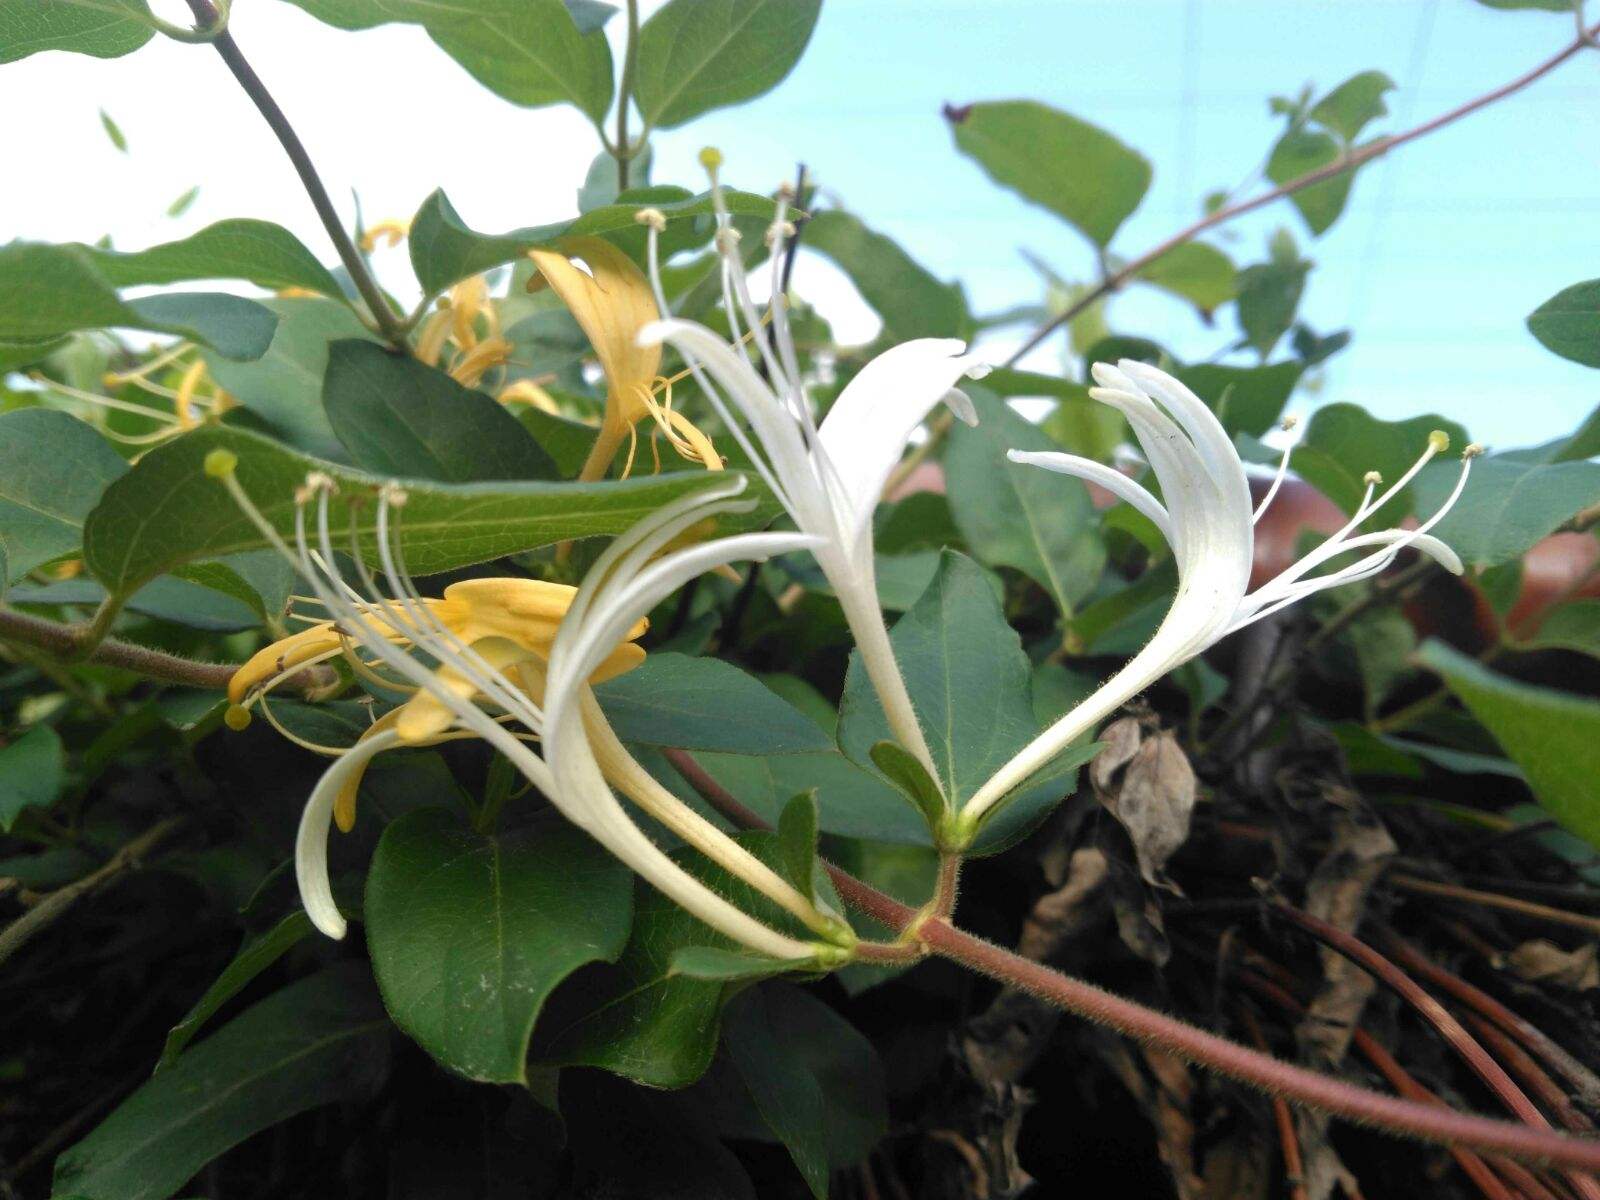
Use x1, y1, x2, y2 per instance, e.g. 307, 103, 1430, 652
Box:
667, 0, 1600, 447
4, 0, 1597, 447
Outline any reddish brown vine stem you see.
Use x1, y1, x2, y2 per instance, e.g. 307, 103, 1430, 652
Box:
660, 747, 1600, 1172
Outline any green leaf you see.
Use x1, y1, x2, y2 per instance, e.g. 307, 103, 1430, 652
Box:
838, 551, 1093, 850
407, 185, 775, 296
722, 984, 887, 1198
868, 739, 947, 832
775, 790, 821, 903
1527, 280, 1600, 367
7, 574, 259, 632
0, 0, 153, 64
1290, 403, 1469, 517
594, 653, 833, 755
1133, 241, 1236, 315
1309, 71, 1394, 141
1236, 256, 1310, 358
157, 912, 314, 1070
366, 808, 632, 1084
0, 243, 277, 359
81, 424, 754, 600
323, 341, 558, 482
633, 0, 821, 129
1266, 129, 1356, 236
1412, 454, 1600, 569
52, 964, 389, 1200
536, 831, 823, 1087
948, 100, 1151, 247
1175, 361, 1303, 438
281, 0, 613, 122
165, 185, 200, 218
202, 296, 376, 460
0, 725, 65, 832
1418, 641, 1600, 848
670, 945, 808, 981
79, 219, 342, 298
0, 409, 127, 582
803, 210, 968, 341
99, 108, 127, 152
946, 388, 1105, 618
1518, 599, 1600, 657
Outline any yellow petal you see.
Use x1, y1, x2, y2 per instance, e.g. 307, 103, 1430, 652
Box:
334, 709, 405, 833
229, 622, 344, 704
526, 237, 660, 421
394, 636, 536, 743
442, 577, 648, 652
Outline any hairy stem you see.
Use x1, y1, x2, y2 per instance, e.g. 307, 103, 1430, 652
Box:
664, 747, 1600, 1172
1007, 20, 1600, 365
181, 0, 405, 345
0, 607, 236, 689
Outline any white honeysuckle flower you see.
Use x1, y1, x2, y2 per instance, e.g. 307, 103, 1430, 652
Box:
630, 162, 988, 782
960, 359, 1478, 830
212, 455, 837, 960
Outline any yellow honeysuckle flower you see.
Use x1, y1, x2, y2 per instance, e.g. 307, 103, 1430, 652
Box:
498, 379, 564, 414
414, 275, 515, 388
527, 235, 721, 481
360, 218, 410, 253
227, 576, 647, 831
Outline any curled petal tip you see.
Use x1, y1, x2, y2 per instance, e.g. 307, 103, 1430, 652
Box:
944, 386, 979, 427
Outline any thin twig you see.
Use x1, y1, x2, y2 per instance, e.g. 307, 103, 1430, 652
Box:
1242, 1007, 1309, 1200
0, 818, 187, 968
181, 0, 405, 344
662, 748, 1600, 1172
0, 607, 236, 689
1006, 20, 1600, 364
613, 0, 640, 191
1391, 875, 1600, 939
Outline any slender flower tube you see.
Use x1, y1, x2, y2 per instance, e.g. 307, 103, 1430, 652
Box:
210, 455, 835, 958
960, 359, 1478, 832
631, 160, 988, 783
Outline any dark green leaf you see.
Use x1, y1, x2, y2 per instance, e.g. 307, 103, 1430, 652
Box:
1309, 71, 1394, 141
1236, 256, 1310, 357
80, 219, 342, 298
323, 341, 557, 482
366, 808, 633, 1083
407, 185, 774, 296
596, 652, 833, 755
82, 425, 758, 600
949, 100, 1151, 247
946, 388, 1105, 617
1418, 641, 1600, 848
634, 0, 821, 129
1133, 241, 1236, 314
52, 964, 389, 1200
536, 831, 823, 1087
157, 912, 314, 1070
0, 243, 277, 359
0, 0, 153, 63
0, 409, 127, 582
804, 210, 967, 341
1413, 453, 1600, 569
838, 551, 1092, 850
1290, 403, 1469, 517
723, 984, 887, 1198
202, 296, 376, 460
670, 945, 808, 981
7, 574, 259, 632
0, 725, 65, 832
1175, 361, 1303, 438
1527, 279, 1600, 367
1266, 128, 1354, 236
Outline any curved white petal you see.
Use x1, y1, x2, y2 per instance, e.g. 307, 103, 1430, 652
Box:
297, 729, 404, 939
1007, 449, 1173, 542
815, 338, 986, 547
1116, 360, 1253, 525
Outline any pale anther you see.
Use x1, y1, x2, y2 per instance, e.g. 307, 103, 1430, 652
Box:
634, 207, 667, 232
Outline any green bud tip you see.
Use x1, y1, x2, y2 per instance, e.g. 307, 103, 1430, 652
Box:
204, 448, 238, 478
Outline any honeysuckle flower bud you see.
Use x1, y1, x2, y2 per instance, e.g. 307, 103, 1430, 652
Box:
960, 359, 1473, 831
213, 463, 841, 958
359, 217, 409, 253
527, 236, 721, 480
631, 157, 988, 783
